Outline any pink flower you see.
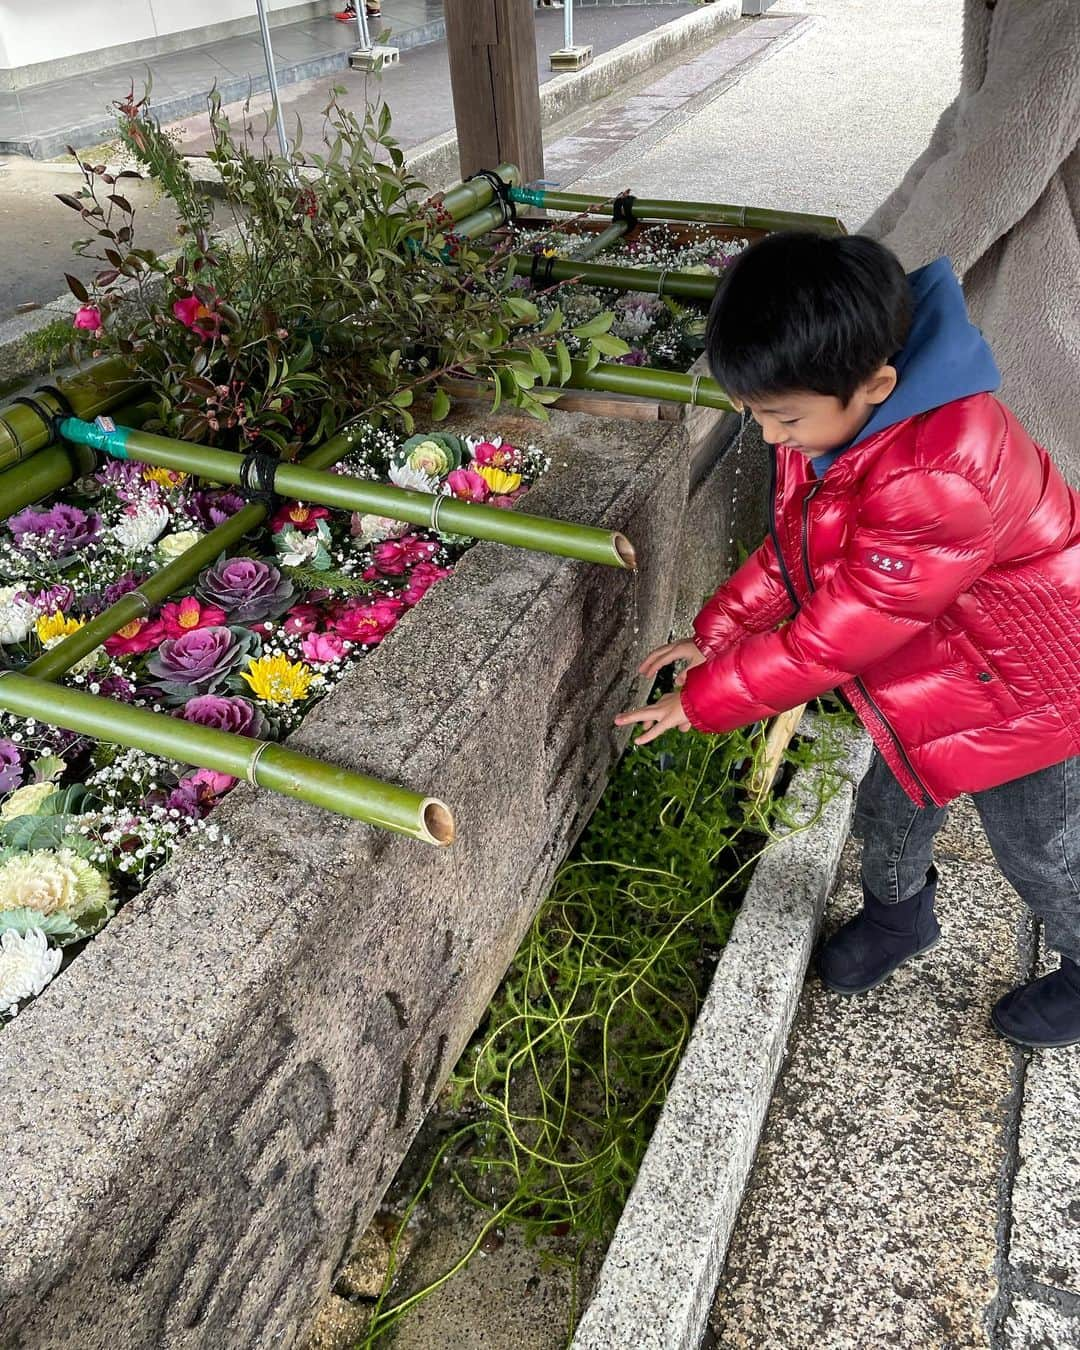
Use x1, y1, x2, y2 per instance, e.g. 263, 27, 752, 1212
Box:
402, 561, 452, 607
472, 440, 520, 470
282, 604, 322, 636
73, 305, 102, 332
490, 490, 526, 509
330, 597, 404, 644
172, 294, 221, 340
270, 502, 332, 533
301, 631, 347, 663
185, 767, 237, 798
372, 535, 439, 575
159, 596, 228, 639
446, 469, 490, 503
103, 617, 165, 657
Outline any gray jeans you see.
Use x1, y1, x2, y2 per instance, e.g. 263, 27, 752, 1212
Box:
854, 752, 1080, 963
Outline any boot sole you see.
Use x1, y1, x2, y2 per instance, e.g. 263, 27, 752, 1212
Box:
818, 935, 941, 996
989, 1010, 1080, 1050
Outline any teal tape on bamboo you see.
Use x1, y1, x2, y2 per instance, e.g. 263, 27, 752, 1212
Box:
58, 416, 131, 459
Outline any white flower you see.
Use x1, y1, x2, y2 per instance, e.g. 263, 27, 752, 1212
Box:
0, 927, 62, 1017
354, 513, 408, 545
388, 463, 438, 494
0, 587, 38, 644
276, 527, 321, 568
156, 529, 203, 562
112, 503, 170, 551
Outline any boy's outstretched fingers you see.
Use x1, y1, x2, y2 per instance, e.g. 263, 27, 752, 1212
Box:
638, 638, 703, 681
614, 690, 692, 746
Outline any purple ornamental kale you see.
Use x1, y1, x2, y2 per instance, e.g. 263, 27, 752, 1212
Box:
185, 488, 246, 531
146, 625, 255, 704
8, 504, 102, 558
180, 694, 265, 737
197, 557, 293, 624
0, 740, 23, 794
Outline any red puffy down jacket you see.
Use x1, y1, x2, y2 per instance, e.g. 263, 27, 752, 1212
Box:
680, 393, 1080, 806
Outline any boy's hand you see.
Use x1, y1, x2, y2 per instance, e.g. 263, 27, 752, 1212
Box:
638, 638, 706, 686
614, 690, 692, 746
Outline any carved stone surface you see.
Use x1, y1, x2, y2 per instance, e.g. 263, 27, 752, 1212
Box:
0, 405, 765, 1350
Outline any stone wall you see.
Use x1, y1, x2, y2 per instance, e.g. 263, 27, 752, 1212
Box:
0, 405, 767, 1350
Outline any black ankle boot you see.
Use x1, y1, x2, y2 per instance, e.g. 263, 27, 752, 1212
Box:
991, 957, 1080, 1048
817, 867, 941, 995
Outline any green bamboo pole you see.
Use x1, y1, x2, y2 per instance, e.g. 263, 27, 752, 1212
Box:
57, 418, 636, 569
507, 187, 845, 235
27, 422, 364, 680
569, 220, 630, 262
0, 442, 98, 519
0, 671, 453, 845
436, 164, 520, 223
549, 356, 734, 410
452, 201, 514, 241
505, 250, 719, 302
0, 357, 137, 472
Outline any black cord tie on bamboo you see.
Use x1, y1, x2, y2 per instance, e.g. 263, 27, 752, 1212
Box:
35, 383, 78, 443
7, 395, 64, 450
466, 168, 516, 225
612, 194, 636, 229
530, 251, 557, 287
238, 452, 280, 506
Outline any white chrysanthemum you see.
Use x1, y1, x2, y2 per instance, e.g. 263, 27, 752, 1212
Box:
388, 463, 438, 494
112, 503, 170, 551
0, 587, 38, 644
0, 927, 62, 1017
276, 527, 321, 568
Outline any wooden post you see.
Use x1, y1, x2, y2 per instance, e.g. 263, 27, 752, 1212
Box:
444, 0, 544, 184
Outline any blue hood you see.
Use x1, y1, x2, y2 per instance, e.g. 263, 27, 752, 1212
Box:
812, 257, 1000, 477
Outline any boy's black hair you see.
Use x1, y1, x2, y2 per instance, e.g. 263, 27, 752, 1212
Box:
705, 231, 913, 404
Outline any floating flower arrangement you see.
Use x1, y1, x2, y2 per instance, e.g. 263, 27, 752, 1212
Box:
0, 425, 548, 1020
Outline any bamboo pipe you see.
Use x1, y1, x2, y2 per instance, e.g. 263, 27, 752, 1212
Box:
452, 201, 514, 241
57, 418, 636, 569
436, 164, 520, 223
27, 422, 364, 681
507, 187, 845, 236
560, 357, 735, 410
569, 220, 629, 262
0, 671, 453, 845
503, 250, 719, 302
0, 357, 137, 472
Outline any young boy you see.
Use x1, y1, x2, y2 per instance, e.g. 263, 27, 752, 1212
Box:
615, 232, 1080, 1049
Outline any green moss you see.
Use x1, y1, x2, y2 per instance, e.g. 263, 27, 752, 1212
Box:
362, 706, 847, 1344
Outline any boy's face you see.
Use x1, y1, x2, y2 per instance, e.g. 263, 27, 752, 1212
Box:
737, 364, 898, 460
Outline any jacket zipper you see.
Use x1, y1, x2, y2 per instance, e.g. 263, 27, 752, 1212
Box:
797, 476, 930, 806
768, 447, 801, 610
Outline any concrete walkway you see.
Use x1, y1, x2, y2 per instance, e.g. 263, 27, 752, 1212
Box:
707, 799, 1080, 1349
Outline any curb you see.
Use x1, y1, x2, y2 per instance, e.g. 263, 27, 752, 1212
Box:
572, 721, 873, 1350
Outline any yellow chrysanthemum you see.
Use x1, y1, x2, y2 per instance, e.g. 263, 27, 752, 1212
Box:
541, 247, 558, 258
35, 611, 84, 646
476, 464, 522, 495
142, 466, 188, 489
241, 653, 315, 705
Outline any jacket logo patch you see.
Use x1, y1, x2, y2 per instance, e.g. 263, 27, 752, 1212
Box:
864, 549, 912, 577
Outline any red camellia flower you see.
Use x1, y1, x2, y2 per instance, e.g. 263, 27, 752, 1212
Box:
73, 305, 103, 332
270, 502, 332, 533
159, 596, 228, 640
172, 294, 222, 341
104, 616, 165, 657
330, 597, 405, 645
372, 535, 439, 576
402, 561, 453, 607
281, 603, 322, 636
446, 469, 490, 503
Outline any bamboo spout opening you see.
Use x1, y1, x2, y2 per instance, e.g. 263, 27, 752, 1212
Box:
423, 799, 456, 846
613, 533, 637, 570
